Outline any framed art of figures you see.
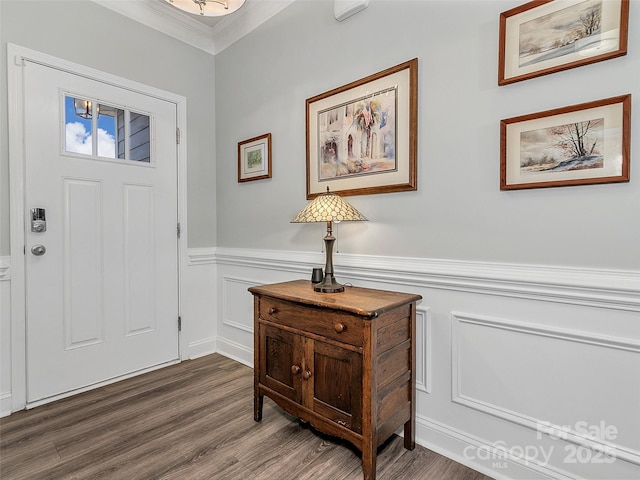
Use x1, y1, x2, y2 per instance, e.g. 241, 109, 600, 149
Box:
305, 58, 418, 198
499, 0, 629, 85
238, 133, 272, 182
500, 94, 630, 190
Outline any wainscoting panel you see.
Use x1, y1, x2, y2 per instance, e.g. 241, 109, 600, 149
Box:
452, 312, 640, 467
214, 261, 302, 367
416, 307, 432, 395
222, 276, 255, 334
212, 247, 640, 480
183, 248, 218, 360
216, 276, 257, 366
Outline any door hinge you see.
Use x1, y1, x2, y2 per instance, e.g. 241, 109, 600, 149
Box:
177, 222, 181, 238
176, 128, 180, 144
178, 316, 182, 332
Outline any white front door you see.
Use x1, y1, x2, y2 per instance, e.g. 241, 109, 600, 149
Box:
23, 61, 179, 404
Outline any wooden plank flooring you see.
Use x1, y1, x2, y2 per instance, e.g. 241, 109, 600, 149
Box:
0, 354, 492, 480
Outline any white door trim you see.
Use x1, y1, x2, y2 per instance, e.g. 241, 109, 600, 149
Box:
7, 43, 189, 413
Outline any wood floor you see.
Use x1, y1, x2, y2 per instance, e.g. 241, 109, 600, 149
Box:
1, 354, 492, 480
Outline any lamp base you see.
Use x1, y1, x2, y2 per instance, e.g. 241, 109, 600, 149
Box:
313, 275, 345, 293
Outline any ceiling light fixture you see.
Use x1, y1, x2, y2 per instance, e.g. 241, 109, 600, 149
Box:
165, 0, 246, 16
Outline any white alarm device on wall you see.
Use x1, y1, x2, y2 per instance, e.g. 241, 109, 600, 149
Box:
334, 0, 369, 21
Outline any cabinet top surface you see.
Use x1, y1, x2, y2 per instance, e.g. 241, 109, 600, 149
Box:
249, 280, 421, 318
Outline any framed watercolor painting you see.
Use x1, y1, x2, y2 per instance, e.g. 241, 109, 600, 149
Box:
500, 94, 630, 190
499, 0, 629, 85
305, 58, 418, 198
238, 133, 272, 183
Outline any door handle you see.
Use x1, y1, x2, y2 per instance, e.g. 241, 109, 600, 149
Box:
31, 244, 46, 256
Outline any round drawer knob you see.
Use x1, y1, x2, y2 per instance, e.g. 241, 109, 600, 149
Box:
269, 307, 277, 314
334, 323, 345, 333
291, 365, 301, 375
302, 370, 313, 380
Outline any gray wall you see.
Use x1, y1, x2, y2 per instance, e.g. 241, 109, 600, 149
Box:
0, 0, 217, 252
215, 0, 639, 270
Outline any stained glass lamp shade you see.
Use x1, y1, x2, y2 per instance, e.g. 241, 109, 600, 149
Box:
292, 188, 367, 293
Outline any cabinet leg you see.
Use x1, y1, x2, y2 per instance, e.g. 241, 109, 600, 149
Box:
254, 393, 263, 422
362, 446, 377, 480
403, 419, 415, 450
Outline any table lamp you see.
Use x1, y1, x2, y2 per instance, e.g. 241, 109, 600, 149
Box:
292, 187, 367, 293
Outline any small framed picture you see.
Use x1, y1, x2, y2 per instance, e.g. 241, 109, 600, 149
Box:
498, 0, 629, 85
238, 133, 272, 182
500, 95, 630, 190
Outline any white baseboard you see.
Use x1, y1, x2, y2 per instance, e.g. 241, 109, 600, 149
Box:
187, 336, 217, 360
1, 392, 12, 418
415, 415, 574, 480
215, 337, 253, 368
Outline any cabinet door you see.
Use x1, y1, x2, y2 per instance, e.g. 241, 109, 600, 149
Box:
259, 324, 302, 403
307, 340, 363, 434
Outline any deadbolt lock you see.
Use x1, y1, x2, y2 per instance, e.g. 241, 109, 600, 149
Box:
31, 208, 47, 233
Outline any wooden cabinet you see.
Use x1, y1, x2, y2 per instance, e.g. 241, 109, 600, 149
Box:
250, 280, 422, 480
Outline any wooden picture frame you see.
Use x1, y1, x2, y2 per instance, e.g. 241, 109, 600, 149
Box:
498, 0, 629, 85
305, 58, 418, 199
500, 94, 630, 190
238, 133, 272, 182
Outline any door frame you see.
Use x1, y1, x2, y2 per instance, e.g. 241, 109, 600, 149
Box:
7, 43, 189, 412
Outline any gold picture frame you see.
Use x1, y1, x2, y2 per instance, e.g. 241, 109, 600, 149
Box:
500, 94, 631, 190
238, 133, 272, 183
498, 0, 629, 85
305, 59, 418, 198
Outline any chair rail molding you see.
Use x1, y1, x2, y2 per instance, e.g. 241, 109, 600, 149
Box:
0, 257, 10, 281
188, 247, 217, 266
213, 247, 640, 312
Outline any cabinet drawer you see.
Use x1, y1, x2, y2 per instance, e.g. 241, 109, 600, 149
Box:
260, 298, 364, 347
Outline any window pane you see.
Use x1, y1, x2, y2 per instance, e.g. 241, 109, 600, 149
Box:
129, 112, 151, 163
97, 104, 123, 159
64, 96, 93, 155
64, 96, 150, 164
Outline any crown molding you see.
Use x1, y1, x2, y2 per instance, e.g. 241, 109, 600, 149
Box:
211, 0, 295, 53
91, 0, 296, 55
92, 0, 216, 53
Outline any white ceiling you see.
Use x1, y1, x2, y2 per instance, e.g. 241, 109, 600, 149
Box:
92, 0, 296, 55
